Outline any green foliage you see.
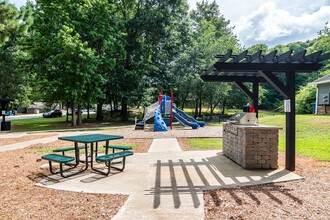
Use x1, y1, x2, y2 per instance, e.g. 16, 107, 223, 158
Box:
173, 1, 239, 115
309, 23, 330, 77
29, 0, 118, 125
296, 84, 316, 114
259, 114, 330, 161
0, 1, 33, 106
0, 0, 33, 45
258, 33, 328, 111
1, 0, 329, 120
246, 44, 268, 53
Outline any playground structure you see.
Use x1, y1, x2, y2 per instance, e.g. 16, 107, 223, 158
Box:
135, 91, 205, 131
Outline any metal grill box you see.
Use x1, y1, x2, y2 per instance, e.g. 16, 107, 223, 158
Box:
228, 112, 258, 125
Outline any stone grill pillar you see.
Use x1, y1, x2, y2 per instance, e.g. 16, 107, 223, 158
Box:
223, 123, 281, 169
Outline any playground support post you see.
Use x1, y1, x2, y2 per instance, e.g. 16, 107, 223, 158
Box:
158, 90, 163, 105
170, 90, 173, 130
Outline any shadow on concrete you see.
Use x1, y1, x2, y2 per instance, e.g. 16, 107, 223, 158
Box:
148, 154, 301, 209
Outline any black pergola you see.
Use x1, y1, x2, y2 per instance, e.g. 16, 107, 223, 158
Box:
201, 49, 330, 171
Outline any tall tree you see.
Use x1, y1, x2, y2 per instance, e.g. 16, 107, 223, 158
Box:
30, 0, 108, 126
174, 0, 238, 116
0, 1, 32, 106
114, 0, 189, 121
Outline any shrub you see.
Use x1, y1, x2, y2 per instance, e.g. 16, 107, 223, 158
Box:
296, 84, 316, 114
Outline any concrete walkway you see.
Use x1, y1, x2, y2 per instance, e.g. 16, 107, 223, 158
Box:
37, 138, 301, 220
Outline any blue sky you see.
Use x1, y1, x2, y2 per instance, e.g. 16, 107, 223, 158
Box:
9, 0, 330, 47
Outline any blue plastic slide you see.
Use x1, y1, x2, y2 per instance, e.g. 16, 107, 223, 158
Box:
173, 112, 199, 129
154, 106, 168, 132
173, 105, 206, 127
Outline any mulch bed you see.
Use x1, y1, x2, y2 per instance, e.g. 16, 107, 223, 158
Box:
0, 138, 152, 219
0, 133, 57, 146
204, 153, 330, 219
1, 132, 329, 219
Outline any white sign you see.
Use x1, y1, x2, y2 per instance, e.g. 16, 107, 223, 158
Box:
1, 111, 6, 115
284, 100, 291, 112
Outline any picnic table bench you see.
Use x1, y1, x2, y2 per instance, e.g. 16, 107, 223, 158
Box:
41, 154, 75, 178
94, 151, 134, 175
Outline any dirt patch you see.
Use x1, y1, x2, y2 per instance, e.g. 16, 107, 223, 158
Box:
312, 117, 330, 124
109, 138, 152, 153
0, 133, 57, 146
204, 153, 330, 219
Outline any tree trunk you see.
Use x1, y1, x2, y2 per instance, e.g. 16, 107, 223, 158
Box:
114, 94, 118, 110
211, 102, 218, 115
71, 102, 76, 127
181, 93, 189, 110
210, 103, 213, 115
96, 102, 103, 121
87, 102, 90, 119
221, 99, 227, 115
121, 96, 128, 121
77, 105, 82, 125
198, 91, 202, 117
136, 101, 141, 109
110, 93, 113, 117
194, 98, 198, 118
66, 101, 69, 122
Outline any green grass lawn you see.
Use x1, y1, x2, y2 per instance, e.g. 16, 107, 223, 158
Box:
259, 114, 330, 161
183, 138, 222, 150
11, 117, 72, 131
10, 116, 133, 132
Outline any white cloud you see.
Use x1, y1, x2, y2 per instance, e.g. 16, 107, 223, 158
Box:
232, 0, 330, 47
8, 0, 28, 8
188, 0, 330, 47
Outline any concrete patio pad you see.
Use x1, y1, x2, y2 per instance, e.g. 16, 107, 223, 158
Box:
37, 138, 301, 220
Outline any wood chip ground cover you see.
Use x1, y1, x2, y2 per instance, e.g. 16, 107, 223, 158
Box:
0, 130, 329, 219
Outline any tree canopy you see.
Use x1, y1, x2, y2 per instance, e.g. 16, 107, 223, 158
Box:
0, 0, 329, 124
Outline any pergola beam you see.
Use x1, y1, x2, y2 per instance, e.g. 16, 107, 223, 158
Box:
201, 75, 266, 83
259, 71, 290, 99
214, 62, 322, 72
234, 81, 253, 100
234, 81, 260, 117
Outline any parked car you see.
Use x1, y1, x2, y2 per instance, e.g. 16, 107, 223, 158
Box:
43, 109, 62, 118
67, 109, 84, 115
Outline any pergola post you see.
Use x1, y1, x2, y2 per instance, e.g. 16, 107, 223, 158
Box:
252, 80, 259, 118
286, 71, 296, 171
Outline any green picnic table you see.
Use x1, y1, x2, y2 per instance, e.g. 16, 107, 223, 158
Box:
41, 134, 133, 177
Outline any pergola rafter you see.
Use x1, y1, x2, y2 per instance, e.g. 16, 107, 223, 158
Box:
201, 49, 330, 171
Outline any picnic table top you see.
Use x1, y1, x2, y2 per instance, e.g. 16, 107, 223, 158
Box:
58, 134, 124, 143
